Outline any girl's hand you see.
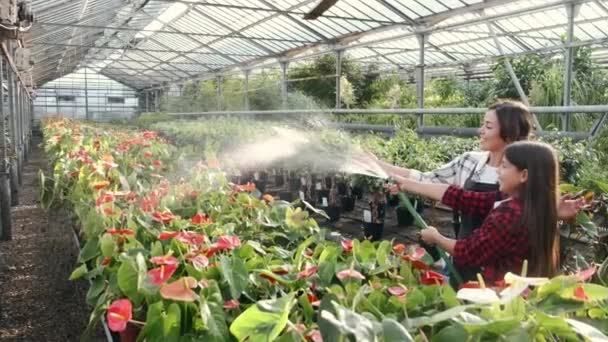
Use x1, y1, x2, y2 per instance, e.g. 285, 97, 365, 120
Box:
558, 196, 585, 220
420, 227, 440, 245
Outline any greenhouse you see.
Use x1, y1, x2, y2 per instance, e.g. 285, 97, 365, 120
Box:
1, 0, 608, 341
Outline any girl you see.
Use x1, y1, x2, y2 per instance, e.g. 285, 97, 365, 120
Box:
393, 141, 560, 282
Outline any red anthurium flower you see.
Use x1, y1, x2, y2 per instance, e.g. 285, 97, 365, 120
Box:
103, 208, 118, 216
223, 299, 239, 310
187, 255, 209, 269
215, 236, 241, 250
260, 273, 278, 284
188, 191, 198, 199
140, 194, 158, 212
96, 192, 114, 206
147, 263, 177, 285
142, 131, 158, 140
307, 293, 321, 306
400, 255, 429, 270
101, 257, 112, 266
303, 248, 314, 258
388, 286, 407, 297
152, 160, 162, 168
106, 299, 132, 332
158, 231, 179, 240
233, 182, 256, 192
421, 270, 445, 285
152, 210, 176, 224
272, 265, 291, 275
176, 231, 207, 245
106, 229, 135, 236
337, 269, 365, 281
160, 276, 199, 302
341, 239, 353, 253
574, 286, 588, 301
458, 281, 481, 290
298, 266, 318, 280
576, 265, 597, 282
143, 151, 153, 158
306, 329, 323, 342
150, 255, 179, 266
92, 180, 110, 190
393, 244, 406, 254
191, 213, 212, 225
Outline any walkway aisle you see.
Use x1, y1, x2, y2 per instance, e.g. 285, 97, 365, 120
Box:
0, 135, 104, 341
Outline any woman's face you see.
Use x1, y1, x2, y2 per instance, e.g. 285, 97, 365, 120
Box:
479, 110, 507, 152
497, 157, 527, 196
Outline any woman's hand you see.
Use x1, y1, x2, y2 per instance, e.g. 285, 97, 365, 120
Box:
420, 227, 440, 245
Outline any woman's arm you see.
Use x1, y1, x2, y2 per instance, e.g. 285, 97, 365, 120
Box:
421, 227, 456, 253
392, 175, 449, 201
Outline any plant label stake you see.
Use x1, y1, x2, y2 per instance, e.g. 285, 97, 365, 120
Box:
397, 192, 464, 286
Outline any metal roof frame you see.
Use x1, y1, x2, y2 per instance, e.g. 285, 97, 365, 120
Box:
27, 0, 608, 91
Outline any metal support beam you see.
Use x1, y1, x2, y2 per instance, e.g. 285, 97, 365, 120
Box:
0, 58, 11, 240
145, 92, 149, 112
563, 3, 580, 131
335, 50, 343, 109
416, 33, 426, 127
216, 76, 223, 111
244, 70, 250, 111
281, 62, 288, 110
84, 67, 90, 120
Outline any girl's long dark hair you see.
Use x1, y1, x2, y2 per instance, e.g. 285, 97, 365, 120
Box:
504, 141, 559, 277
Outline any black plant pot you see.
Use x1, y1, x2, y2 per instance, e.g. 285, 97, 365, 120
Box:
325, 206, 341, 223
395, 200, 425, 227
352, 186, 363, 200
277, 191, 294, 202
289, 177, 301, 192
316, 189, 330, 207
275, 172, 285, 187
337, 181, 347, 196
256, 180, 267, 193
386, 193, 400, 207
363, 222, 384, 242
341, 196, 355, 212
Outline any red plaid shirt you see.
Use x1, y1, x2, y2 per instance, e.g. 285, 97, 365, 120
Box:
441, 185, 527, 283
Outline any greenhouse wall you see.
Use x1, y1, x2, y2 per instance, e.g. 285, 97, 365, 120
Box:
33, 68, 138, 123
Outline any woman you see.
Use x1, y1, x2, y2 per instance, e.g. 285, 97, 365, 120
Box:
369, 101, 582, 285
392, 141, 561, 283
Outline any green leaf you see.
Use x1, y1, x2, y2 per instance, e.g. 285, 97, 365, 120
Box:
405, 305, 470, 329
319, 303, 375, 341
431, 324, 468, 342
138, 301, 164, 342
575, 212, 598, 237
594, 180, 608, 194
405, 288, 426, 311
560, 183, 582, 193
78, 236, 100, 263
566, 319, 608, 341
535, 275, 579, 300
318, 293, 341, 342
442, 284, 460, 308
220, 255, 248, 300
230, 294, 295, 342
376, 240, 391, 268
117, 259, 142, 303
294, 236, 316, 270
163, 303, 181, 340
560, 284, 608, 301
298, 293, 315, 324
150, 241, 164, 257
199, 292, 229, 342
534, 312, 577, 340
100, 233, 115, 258
317, 261, 336, 287
382, 318, 413, 341
86, 277, 105, 305
69, 264, 87, 280
599, 256, 608, 286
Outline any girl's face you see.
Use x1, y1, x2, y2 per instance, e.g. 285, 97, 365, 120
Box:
479, 110, 508, 152
498, 157, 528, 196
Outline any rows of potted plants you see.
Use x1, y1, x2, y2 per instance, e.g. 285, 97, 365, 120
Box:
40, 117, 608, 341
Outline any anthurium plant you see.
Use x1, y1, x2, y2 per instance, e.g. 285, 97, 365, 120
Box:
41, 117, 608, 341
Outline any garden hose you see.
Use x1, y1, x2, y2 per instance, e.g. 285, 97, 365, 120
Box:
397, 192, 464, 286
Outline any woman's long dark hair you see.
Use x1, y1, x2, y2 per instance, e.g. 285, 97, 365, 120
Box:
504, 141, 559, 277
